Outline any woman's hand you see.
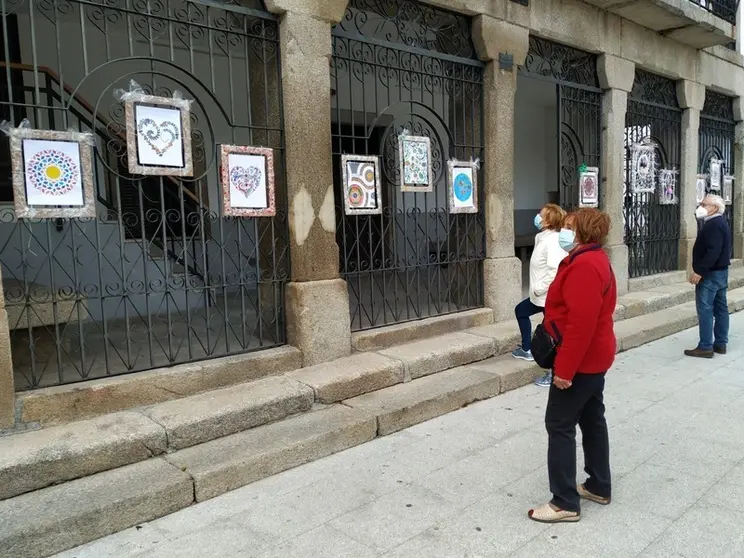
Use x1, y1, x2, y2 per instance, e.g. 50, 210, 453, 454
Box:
553, 376, 572, 390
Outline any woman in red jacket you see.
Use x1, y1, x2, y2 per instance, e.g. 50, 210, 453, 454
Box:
528, 208, 617, 524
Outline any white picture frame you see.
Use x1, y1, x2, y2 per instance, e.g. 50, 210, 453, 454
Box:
341, 154, 382, 216
657, 169, 678, 205
630, 143, 656, 194
398, 133, 433, 192
709, 158, 722, 191
447, 159, 478, 214
578, 167, 599, 208
723, 174, 734, 205
696, 174, 707, 204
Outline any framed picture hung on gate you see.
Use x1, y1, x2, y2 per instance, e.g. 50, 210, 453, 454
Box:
447, 159, 479, 214
124, 94, 193, 177
709, 158, 722, 191
7, 125, 96, 219
696, 174, 707, 204
578, 167, 599, 208
341, 154, 382, 216
220, 144, 275, 217
657, 169, 678, 205
398, 132, 433, 192
630, 143, 656, 194
723, 175, 734, 205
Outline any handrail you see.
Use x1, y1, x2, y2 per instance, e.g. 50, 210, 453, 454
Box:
689, 0, 739, 25
0, 61, 206, 210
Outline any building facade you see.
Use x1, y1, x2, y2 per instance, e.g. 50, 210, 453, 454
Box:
0, 0, 742, 428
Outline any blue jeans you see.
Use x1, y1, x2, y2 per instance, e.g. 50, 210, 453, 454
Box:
515, 298, 544, 351
696, 268, 729, 351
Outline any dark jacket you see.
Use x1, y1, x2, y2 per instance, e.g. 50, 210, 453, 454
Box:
693, 215, 731, 277
543, 244, 617, 382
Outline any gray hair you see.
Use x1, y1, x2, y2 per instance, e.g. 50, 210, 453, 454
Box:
704, 194, 726, 214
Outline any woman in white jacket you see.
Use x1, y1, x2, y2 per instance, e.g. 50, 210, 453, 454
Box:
512, 203, 568, 385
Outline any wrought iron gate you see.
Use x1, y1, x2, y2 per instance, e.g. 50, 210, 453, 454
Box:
520, 37, 602, 209
0, 0, 289, 390
330, 0, 485, 331
699, 90, 735, 244
624, 70, 682, 278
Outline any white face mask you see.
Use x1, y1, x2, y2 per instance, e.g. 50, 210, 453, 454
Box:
695, 206, 708, 220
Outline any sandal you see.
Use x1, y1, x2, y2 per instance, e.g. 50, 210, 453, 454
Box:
578, 484, 611, 505
527, 502, 580, 523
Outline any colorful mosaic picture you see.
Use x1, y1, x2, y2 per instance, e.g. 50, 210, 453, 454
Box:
723, 175, 734, 205
342, 154, 382, 216
696, 174, 707, 204
447, 159, 478, 214
578, 167, 599, 208
124, 94, 193, 177
630, 143, 656, 194
658, 169, 678, 205
709, 158, 722, 191
399, 134, 432, 192
9, 128, 95, 219
220, 144, 275, 217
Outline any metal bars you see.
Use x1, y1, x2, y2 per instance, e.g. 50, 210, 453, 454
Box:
689, 0, 739, 25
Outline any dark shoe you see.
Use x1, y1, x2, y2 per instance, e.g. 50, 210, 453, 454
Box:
684, 347, 714, 359
714, 345, 727, 355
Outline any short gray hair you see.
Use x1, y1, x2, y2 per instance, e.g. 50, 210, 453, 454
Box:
704, 194, 726, 214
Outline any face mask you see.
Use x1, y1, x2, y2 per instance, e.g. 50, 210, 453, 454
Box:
558, 228, 576, 252
695, 206, 708, 220
534, 214, 543, 230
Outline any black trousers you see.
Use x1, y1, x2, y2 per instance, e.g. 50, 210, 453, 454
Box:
545, 372, 611, 513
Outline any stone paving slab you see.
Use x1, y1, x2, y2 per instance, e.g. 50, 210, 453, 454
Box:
54, 311, 744, 558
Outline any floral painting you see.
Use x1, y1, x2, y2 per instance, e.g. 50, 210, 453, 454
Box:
399, 133, 433, 192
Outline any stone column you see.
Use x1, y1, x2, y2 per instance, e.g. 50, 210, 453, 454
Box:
598, 55, 635, 295
677, 81, 706, 274
472, 16, 529, 322
265, 0, 351, 366
732, 98, 744, 258
0, 267, 15, 429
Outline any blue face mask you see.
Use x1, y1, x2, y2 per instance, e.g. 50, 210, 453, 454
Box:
534, 214, 543, 230
558, 228, 576, 252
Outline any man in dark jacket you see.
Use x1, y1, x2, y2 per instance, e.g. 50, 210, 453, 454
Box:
685, 194, 731, 358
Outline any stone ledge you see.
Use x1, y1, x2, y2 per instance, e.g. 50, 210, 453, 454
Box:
165, 405, 376, 502
350, 308, 494, 352
142, 376, 314, 451
466, 357, 544, 393
16, 345, 302, 428
628, 271, 688, 292
0, 458, 193, 558
378, 332, 496, 380
286, 352, 404, 403
343, 366, 502, 436
0, 411, 167, 501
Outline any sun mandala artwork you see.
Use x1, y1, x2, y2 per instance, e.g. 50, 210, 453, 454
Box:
342, 155, 381, 215
447, 159, 479, 214
27, 149, 78, 196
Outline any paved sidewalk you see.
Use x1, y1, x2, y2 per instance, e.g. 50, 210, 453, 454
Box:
57, 314, 744, 558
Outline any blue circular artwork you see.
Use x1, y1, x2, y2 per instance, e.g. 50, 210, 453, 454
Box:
454, 173, 473, 202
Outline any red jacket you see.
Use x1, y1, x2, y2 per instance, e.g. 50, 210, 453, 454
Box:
543, 244, 617, 381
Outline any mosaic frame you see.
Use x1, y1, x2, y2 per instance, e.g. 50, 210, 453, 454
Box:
630, 143, 656, 194
220, 144, 276, 218
657, 169, 678, 206
447, 159, 479, 214
125, 94, 193, 177
709, 158, 722, 191
578, 167, 599, 208
10, 128, 95, 219
398, 134, 433, 193
723, 174, 734, 205
341, 154, 382, 216
696, 174, 708, 204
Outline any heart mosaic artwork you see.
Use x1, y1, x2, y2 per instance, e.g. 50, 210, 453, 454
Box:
137, 118, 180, 157
230, 165, 262, 197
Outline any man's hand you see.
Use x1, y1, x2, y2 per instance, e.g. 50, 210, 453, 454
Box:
690, 273, 702, 285
553, 376, 572, 390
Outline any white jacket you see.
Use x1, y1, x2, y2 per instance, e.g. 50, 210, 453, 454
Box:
529, 229, 568, 307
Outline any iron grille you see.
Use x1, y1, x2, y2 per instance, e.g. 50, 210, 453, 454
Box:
689, 0, 739, 25
699, 90, 736, 250
624, 70, 682, 278
0, 0, 289, 390
331, 0, 485, 331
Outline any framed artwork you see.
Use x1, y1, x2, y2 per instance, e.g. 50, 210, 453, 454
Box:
630, 143, 656, 193
9, 128, 95, 219
709, 158, 722, 191
657, 169, 678, 205
341, 154, 382, 215
220, 144, 275, 217
447, 159, 478, 214
398, 133, 432, 192
723, 175, 734, 205
125, 94, 193, 176
696, 174, 707, 204
578, 167, 599, 208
